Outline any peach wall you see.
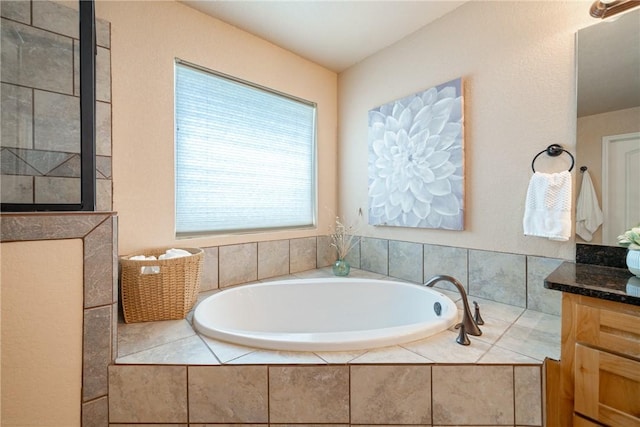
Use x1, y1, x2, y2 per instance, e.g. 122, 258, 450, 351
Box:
576, 106, 640, 244
1, 240, 83, 427
96, 1, 338, 255
338, 1, 597, 260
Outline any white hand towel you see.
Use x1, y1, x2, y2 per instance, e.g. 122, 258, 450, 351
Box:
523, 171, 572, 241
575, 170, 603, 242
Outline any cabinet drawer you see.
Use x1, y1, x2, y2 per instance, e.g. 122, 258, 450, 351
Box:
575, 344, 640, 426
575, 303, 640, 359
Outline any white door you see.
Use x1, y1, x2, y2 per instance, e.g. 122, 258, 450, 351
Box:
602, 132, 640, 245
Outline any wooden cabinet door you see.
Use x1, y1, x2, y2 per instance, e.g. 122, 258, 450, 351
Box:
575, 304, 640, 359
575, 344, 640, 427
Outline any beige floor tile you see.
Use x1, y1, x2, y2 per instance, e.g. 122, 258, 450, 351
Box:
188, 366, 268, 423
115, 335, 218, 365
515, 365, 543, 426
269, 366, 349, 423
117, 319, 195, 357
513, 309, 561, 335
432, 365, 514, 425
228, 349, 326, 364
200, 336, 256, 363
109, 365, 187, 423
478, 345, 543, 364
495, 324, 560, 361
314, 349, 367, 364
349, 345, 433, 363
402, 330, 492, 363
472, 315, 513, 345
110, 425, 187, 427
351, 365, 432, 424
270, 425, 347, 427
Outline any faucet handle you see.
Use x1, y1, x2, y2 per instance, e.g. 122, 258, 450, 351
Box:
455, 323, 471, 346
473, 301, 485, 325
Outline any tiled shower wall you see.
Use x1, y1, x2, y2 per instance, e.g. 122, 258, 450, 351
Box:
197, 235, 563, 315
0, 0, 112, 210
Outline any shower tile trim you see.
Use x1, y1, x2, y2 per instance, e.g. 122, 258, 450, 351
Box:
1, 212, 118, 426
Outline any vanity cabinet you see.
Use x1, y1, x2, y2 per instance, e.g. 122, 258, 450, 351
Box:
560, 293, 640, 427
544, 262, 640, 427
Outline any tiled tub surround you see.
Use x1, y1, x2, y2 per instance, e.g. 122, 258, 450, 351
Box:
110, 363, 544, 426
113, 235, 562, 426
0, 0, 113, 209
197, 236, 564, 316
113, 265, 560, 426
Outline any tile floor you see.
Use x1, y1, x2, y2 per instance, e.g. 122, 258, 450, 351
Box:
117, 267, 561, 365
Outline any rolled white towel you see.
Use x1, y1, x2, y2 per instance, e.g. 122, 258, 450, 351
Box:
129, 255, 157, 261
142, 256, 159, 274
128, 255, 160, 274
159, 248, 192, 260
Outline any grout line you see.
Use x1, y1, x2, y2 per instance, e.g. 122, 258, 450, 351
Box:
196, 334, 222, 365
512, 364, 517, 425
267, 365, 271, 424
185, 364, 190, 423
430, 364, 434, 426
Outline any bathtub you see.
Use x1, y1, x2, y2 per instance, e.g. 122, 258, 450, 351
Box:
193, 277, 458, 351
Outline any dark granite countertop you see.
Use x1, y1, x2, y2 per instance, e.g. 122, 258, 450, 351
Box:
545, 262, 640, 306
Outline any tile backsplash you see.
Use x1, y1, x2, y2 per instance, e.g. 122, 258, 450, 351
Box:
202, 236, 563, 316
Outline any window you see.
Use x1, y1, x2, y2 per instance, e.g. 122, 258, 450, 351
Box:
174, 61, 317, 236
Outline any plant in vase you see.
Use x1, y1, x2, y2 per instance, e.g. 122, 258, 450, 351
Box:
329, 217, 360, 276
618, 225, 640, 277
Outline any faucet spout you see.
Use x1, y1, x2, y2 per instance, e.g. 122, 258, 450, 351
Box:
424, 274, 482, 336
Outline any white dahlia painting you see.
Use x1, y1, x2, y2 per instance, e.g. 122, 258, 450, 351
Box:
368, 78, 464, 230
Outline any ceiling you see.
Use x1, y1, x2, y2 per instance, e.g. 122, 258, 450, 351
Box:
181, 1, 468, 72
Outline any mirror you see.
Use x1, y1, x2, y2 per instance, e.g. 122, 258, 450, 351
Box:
576, 9, 640, 246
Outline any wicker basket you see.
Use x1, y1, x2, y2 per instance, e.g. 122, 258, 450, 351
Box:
120, 248, 203, 323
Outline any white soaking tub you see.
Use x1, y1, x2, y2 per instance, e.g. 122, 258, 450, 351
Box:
193, 277, 458, 351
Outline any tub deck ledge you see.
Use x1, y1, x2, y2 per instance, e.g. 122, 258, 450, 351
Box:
116, 268, 560, 366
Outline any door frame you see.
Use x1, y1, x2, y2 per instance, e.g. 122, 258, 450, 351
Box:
602, 131, 640, 245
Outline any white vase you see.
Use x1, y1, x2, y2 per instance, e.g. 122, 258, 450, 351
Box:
627, 250, 640, 278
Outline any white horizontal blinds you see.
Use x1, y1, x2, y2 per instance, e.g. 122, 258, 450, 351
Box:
175, 62, 316, 235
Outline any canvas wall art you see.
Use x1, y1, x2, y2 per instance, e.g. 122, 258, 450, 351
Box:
367, 77, 464, 230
